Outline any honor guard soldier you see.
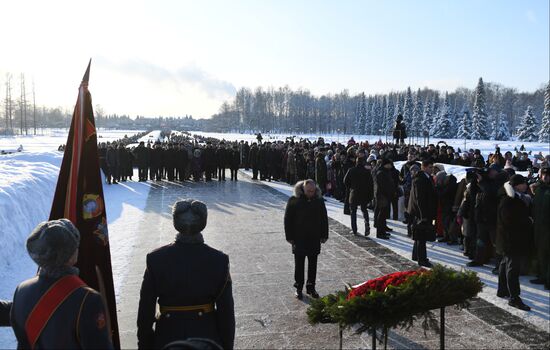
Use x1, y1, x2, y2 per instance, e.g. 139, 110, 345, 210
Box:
137, 200, 235, 349
10, 219, 114, 349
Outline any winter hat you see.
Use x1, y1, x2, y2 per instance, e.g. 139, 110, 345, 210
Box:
381, 158, 393, 167
509, 174, 527, 187
26, 219, 80, 269
488, 163, 501, 172
173, 199, 208, 234
367, 154, 377, 163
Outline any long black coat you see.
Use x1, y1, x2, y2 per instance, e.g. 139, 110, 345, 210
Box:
374, 168, 395, 203
133, 145, 150, 168
496, 183, 533, 256
343, 165, 374, 205
475, 177, 501, 227
408, 171, 437, 222
284, 183, 329, 256
11, 274, 113, 349
137, 239, 235, 350
0, 299, 11, 327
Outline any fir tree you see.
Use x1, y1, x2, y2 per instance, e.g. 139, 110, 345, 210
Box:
422, 97, 432, 136
370, 96, 382, 135
385, 95, 395, 133
356, 93, 368, 134
412, 89, 423, 139
517, 105, 538, 142
433, 92, 453, 138
492, 113, 510, 141
471, 77, 489, 140
403, 87, 414, 130
430, 92, 440, 135
539, 81, 550, 142
456, 104, 471, 139
380, 96, 388, 133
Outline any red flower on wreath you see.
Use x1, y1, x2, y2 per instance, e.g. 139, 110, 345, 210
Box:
347, 269, 427, 300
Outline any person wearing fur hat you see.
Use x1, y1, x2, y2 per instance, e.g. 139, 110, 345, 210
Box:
10, 219, 113, 349
284, 179, 329, 299
496, 175, 533, 311
137, 200, 235, 349
373, 158, 395, 239
344, 157, 374, 237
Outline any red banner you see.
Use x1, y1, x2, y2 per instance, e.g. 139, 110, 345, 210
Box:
49, 60, 120, 348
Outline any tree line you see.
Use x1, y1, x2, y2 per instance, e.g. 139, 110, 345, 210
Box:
206, 78, 550, 143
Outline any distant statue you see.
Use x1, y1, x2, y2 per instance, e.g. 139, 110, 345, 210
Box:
392, 114, 407, 145
256, 133, 263, 144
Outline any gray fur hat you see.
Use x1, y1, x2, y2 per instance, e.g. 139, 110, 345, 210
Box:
172, 199, 208, 234
26, 219, 80, 269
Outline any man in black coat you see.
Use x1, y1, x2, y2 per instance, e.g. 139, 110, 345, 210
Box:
496, 175, 532, 311
249, 143, 259, 179
229, 146, 240, 181
164, 143, 178, 181
216, 144, 227, 181
0, 300, 11, 327
408, 160, 437, 267
137, 200, 235, 349
150, 143, 163, 181
284, 180, 329, 299
106, 142, 119, 184
344, 157, 374, 237
133, 141, 150, 181
373, 159, 395, 239
468, 165, 501, 267
202, 143, 216, 182
176, 144, 189, 182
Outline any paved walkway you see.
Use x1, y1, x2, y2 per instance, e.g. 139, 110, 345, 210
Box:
116, 173, 549, 349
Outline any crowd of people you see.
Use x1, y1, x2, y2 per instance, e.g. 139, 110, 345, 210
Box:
109, 125, 546, 312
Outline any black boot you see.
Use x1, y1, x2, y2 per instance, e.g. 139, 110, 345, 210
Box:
508, 297, 531, 311
306, 288, 320, 299
295, 289, 303, 300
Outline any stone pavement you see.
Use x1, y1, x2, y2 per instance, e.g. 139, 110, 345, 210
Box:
116, 173, 550, 349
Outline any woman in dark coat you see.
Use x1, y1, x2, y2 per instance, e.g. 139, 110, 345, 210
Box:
284, 180, 329, 299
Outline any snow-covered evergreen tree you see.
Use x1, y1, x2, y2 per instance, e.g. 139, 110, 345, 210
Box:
430, 92, 440, 135
380, 95, 388, 133
492, 112, 510, 141
369, 96, 382, 135
456, 104, 471, 139
412, 89, 423, 139
403, 87, 414, 130
517, 105, 538, 142
396, 93, 404, 115
357, 93, 367, 134
422, 97, 432, 136
433, 92, 453, 138
471, 77, 489, 140
385, 95, 395, 133
539, 81, 550, 142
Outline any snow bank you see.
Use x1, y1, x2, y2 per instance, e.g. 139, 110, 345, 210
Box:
0, 151, 63, 269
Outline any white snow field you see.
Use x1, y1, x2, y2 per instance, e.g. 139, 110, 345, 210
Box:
0, 129, 151, 348
190, 131, 550, 159
0, 128, 144, 153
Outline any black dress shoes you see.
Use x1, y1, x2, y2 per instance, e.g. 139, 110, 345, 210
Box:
508, 297, 531, 311
306, 289, 320, 299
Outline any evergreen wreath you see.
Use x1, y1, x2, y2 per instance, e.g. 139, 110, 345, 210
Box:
307, 265, 483, 335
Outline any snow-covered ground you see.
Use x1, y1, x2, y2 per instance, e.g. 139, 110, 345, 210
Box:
0, 128, 145, 153
190, 131, 550, 159
0, 130, 151, 348
240, 169, 550, 333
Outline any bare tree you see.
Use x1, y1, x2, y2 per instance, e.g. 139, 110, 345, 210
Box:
4, 73, 14, 133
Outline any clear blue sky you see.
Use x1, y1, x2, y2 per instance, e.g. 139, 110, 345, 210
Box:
1, 0, 548, 117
